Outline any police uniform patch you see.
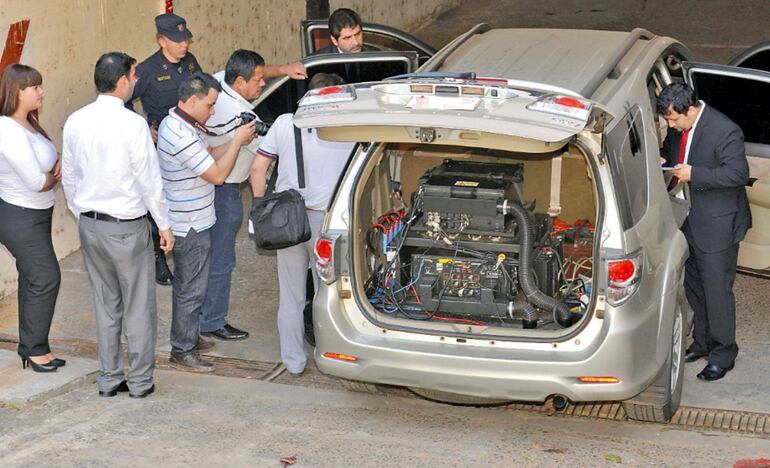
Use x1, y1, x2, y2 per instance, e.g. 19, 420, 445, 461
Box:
156, 75, 172, 81
188, 62, 195, 72
178, 24, 185, 32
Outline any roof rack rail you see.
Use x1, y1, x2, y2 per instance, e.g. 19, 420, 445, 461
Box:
580, 28, 655, 98
419, 23, 492, 72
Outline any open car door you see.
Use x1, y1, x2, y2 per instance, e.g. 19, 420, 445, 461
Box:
683, 61, 770, 274
300, 20, 436, 65
253, 51, 419, 125
729, 41, 770, 72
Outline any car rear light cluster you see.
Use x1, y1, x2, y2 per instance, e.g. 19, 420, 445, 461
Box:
526, 94, 592, 121
315, 236, 336, 284
605, 251, 643, 306
298, 84, 357, 107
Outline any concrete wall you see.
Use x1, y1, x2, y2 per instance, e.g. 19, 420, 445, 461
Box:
0, 0, 457, 298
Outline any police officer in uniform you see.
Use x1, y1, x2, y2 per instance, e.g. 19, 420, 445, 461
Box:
128, 13, 200, 286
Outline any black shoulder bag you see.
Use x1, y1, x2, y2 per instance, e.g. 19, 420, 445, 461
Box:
249, 126, 311, 250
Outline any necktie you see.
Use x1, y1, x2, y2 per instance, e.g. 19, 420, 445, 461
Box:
669, 128, 691, 189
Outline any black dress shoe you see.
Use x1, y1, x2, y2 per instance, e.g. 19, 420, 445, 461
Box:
99, 380, 130, 397
155, 252, 173, 286
129, 384, 155, 399
169, 352, 215, 373
697, 362, 735, 381
684, 349, 707, 363
201, 323, 249, 340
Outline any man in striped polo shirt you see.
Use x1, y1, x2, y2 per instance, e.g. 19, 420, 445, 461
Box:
157, 72, 255, 372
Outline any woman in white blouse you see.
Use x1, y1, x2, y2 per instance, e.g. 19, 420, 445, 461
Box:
0, 64, 63, 372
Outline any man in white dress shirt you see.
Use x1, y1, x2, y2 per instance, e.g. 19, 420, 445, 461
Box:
198, 49, 268, 342
62, 52, 174, 398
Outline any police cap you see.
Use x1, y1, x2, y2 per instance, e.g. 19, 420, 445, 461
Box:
155, 13, 193, 42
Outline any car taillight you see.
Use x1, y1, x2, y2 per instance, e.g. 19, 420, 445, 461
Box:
315, 237, 336, 284
527, 94, 592, 121
606, 251, 642, 306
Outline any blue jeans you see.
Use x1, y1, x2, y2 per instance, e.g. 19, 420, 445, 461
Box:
199, 183, 243, 332
171, 227, 212, 355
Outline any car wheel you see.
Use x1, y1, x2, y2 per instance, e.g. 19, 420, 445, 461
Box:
408, 388, 512, 406
622, 290, 685, 423
340, 379, 383, 394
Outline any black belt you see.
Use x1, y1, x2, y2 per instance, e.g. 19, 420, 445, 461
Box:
80, 211, 147, 223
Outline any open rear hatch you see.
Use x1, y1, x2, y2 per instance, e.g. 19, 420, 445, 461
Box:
296, 77, 608, 339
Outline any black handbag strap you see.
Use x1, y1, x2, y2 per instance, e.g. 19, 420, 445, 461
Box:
265, 160, 278, 194
294, 125, 305, 189
264, 124, 306, 194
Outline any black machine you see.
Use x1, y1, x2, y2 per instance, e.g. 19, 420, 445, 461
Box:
367, 160, 577, 329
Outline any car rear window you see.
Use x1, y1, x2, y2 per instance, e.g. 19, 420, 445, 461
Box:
605, 106, 648, 230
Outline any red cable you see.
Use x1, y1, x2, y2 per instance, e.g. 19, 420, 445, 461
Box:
410, 285, 421, 304
431, 315, 486, 326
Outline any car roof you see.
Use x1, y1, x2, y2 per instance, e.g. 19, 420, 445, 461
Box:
438, 29, 632, 95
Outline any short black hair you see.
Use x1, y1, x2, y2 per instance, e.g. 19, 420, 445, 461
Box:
178, 72, 222, 102
224, 49, 266, 85
656, 82, 699, 115
329, 8, 361, 39
94, 52, 136, 93
308, 72, 344, 90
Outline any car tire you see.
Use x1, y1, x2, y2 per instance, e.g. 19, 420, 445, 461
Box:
622, 289, 685, 423
340, 379, 383, 394
408, 388, 512, 406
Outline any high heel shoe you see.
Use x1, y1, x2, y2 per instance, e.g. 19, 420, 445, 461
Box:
50, 358, 66, 367
20, 357, 58, 373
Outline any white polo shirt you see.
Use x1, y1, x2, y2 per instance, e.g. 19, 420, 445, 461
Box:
205, 70, 261, 183
256, 113, 354, 211
156, 109, 216, 237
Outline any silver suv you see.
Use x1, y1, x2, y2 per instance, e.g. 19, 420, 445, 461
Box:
256, 25, 770, 423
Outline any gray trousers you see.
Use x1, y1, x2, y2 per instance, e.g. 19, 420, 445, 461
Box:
170, 228, 211, 356
79, 216, 156, 394
276, 210, 324, 373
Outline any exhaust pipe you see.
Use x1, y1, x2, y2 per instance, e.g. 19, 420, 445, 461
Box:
551, 394, 570, 411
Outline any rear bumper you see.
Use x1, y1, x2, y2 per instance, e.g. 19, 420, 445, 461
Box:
313, 282, 676, 403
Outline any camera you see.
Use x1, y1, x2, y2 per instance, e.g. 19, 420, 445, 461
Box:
239, 112, 270, 136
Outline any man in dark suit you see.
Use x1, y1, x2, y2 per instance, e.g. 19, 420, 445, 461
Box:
313, 8, 378, 55
657, 83, 752, 381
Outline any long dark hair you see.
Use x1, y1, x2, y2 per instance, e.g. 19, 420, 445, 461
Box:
0, 64, 50, 139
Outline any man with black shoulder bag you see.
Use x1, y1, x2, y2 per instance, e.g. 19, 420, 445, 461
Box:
249, 73, 353, 377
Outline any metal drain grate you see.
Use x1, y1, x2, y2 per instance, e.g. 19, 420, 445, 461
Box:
503, 400, 770, 436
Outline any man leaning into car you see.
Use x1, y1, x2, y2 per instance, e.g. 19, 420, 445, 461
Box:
248, 73, 354, 377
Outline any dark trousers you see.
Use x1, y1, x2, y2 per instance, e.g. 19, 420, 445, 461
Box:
0, 198, 60, 358
683, 223, 740, 368
171, 228, 211, 355
200, 183, 243, 332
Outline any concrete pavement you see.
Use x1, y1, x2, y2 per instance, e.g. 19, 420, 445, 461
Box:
1, 370, 769, 467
